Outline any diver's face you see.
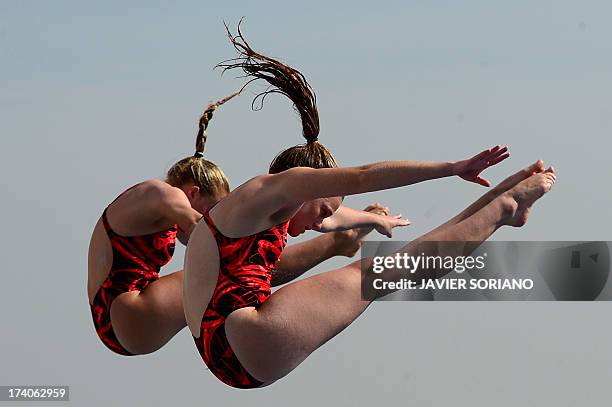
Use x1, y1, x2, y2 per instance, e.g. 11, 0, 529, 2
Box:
288, 197, 343, 237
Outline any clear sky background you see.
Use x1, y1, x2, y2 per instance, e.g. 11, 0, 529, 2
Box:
1, 1, 611, 406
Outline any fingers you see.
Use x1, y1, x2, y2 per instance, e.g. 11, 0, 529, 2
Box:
489, 145, 508, 157
474, 145, 500, 160
475, 176, 491, 187
488, 151, 510, 166
374, 208, 390, 216
483, 146, 509, 165
467, 146, 509, 174
391, 220, 410, 227
365, 203, 387, 211
391, 213, 411, 225
364, 203, 383, 212
388, 215, 411, 230
364, 202, 390, 216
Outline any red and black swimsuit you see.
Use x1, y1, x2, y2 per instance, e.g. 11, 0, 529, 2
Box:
90, 189, 177, 355
194, 209, 288, 389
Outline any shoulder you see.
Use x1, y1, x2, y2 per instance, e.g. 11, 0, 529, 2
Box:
225, 172, 296, 209
236, 169, 316, 196
138, 178, 174, 192
209, 173, 297, 236
229, 174, 272, 198
138, 179, 190, 208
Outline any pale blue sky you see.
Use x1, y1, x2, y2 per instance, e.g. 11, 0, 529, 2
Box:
1, 1, 611, 406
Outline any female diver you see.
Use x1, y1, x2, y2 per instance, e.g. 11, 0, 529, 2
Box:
182, 25, 556, 388
87, 92, 407, 356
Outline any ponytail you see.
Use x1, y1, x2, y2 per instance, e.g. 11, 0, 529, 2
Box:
218, 20, 320, 145
195, 91, 241, 157
166, 91, 240, 195
218, 20, 336, 174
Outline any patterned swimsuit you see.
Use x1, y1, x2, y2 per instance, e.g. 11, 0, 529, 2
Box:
90, 187, 177, 355
193, 209, 288, 389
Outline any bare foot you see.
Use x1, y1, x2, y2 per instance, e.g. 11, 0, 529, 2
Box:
492, 160, 546, 195
501, 167, 556, 227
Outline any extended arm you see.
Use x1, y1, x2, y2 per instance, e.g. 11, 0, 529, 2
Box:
317, 205, 409, 236
273, 146, 510, 206
318, 206, 383, 232
213, 146, 508, 234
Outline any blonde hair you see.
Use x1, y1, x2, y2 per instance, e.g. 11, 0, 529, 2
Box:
166, 92, 240, 195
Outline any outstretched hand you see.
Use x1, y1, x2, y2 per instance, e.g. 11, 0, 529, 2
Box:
374, 214, 410, 238
331, 203, 409, 257
456, 145, 510, 187
362, 203, 410, 238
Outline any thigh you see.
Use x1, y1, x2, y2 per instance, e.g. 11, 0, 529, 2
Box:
110, 270, 186, 355
224, 259, 370, 383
